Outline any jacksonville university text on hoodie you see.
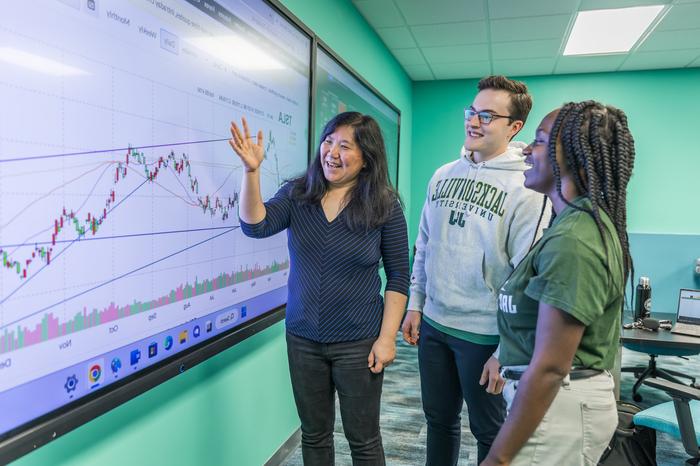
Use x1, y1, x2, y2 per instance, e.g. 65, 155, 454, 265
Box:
407, 142, 550, 336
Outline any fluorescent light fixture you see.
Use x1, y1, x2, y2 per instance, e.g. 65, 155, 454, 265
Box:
564, 5, 665, 56
0, 47, 87, 76
187, 35, 284, 70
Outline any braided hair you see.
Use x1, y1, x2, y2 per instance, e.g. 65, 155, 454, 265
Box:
547, 101, 636, 286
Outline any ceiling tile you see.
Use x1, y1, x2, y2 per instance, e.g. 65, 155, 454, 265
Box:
488, 0, 578, 19
492, 39, 561, 60
354, 0, 700, 80
422, 44, 489, 64
579, 0, 673, 10
656, 4, 700, 31
554, 54, 627, 74
411, 21, 487, 47
391, 48, 427, 66
493, 58, 557, 77
376, 27, 417, 49
396, 0, 486, 26
403, 64, 435, 80
638, 29, 700, 52
431, 61, 492, 80
619, 49, 700, 71
491, 15, 571, 42
352, 0, 405, 28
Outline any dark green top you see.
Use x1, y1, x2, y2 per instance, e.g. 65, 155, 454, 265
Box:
423, 315, 500, 346
497, 197, 624, 370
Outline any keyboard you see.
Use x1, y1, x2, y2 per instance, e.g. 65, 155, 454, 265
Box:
671, 322, 700, 337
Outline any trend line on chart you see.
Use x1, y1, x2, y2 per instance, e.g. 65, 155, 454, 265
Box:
0, 226, 233, 249
0, 138, 231, 164
1, 145, 240, 280
1, 224, 237, 313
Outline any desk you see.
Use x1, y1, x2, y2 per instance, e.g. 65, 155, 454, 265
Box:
615, 312, 700, 400
621, 311, 700, 353
621, 327, 700, 353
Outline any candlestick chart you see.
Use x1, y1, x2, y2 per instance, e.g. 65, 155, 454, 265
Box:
1, 127, 292, 348
0, 0, 311, 446
0, 3, 308, 372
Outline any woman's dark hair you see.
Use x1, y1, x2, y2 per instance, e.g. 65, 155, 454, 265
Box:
548, 101, 636, 286
291, 112, 401, 231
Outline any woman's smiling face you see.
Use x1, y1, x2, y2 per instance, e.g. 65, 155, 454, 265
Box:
523, 110, 560, 195
319, 125, 365, 189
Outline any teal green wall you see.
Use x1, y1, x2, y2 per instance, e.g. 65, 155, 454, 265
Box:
411, 68, 700, 311
411, 68, 700, 238
629, 233, 700, 312
11, 1, 412, 465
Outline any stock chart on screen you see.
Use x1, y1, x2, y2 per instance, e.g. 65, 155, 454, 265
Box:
0, 0, 309, 439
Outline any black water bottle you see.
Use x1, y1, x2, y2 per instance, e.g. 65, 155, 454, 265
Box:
634, 276, 652, 320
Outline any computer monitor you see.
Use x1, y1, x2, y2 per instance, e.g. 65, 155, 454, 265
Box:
677, 289, 700, 325
0, 0, 310, 462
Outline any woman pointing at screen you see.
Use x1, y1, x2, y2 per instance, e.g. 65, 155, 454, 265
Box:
229, 112, 409, 466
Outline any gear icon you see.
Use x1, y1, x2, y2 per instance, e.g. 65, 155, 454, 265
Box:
64, 374, 78, 393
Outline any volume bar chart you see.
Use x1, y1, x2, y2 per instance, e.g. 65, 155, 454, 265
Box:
1, 259, 289, 354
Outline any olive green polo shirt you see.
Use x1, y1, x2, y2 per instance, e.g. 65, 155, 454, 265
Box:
497, 197, 624, 371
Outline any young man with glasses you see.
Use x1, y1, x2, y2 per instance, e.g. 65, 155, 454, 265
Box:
402, 75, 549, 464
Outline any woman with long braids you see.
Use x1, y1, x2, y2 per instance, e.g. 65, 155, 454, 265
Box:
229, 112, 409, 465
481, 101, 635, 466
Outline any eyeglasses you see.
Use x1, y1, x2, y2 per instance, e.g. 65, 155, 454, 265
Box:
464, 107, 513, 125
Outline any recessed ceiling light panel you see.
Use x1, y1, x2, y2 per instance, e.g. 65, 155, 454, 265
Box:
564, 5, 665, 56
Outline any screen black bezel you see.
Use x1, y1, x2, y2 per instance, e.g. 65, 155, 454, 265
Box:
0, 306, 285, 464
0, 0, 311, 462
0, 0, 404, 462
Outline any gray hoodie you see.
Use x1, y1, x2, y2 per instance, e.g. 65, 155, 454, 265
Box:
408, 142, 550, 335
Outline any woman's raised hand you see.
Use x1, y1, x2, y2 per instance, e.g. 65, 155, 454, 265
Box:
229, 117, 264, 173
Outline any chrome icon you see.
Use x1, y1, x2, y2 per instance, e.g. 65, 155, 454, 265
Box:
88, 363, 103, 388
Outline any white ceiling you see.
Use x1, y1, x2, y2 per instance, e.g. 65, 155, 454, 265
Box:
351, 0, 700, 80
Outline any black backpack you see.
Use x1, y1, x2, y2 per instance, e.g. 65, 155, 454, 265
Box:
598, 401, 657, 465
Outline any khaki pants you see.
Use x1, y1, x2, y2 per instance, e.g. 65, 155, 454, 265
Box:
503, 371, 617, 465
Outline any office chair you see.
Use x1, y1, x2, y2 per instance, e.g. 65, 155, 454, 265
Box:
633, 378, 700, 465
621, 341, 698, 402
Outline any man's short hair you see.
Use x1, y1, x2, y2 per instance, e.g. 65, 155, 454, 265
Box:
477, 75, 532, 124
